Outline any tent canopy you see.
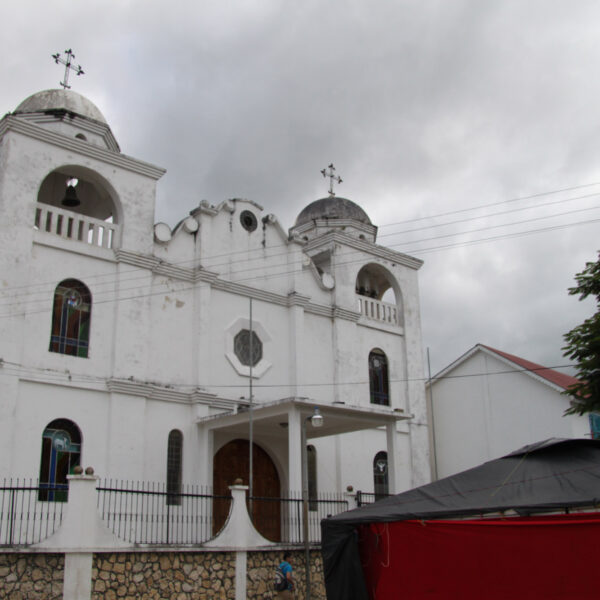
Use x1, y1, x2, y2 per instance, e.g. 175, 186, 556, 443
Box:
321, 438, 600, 600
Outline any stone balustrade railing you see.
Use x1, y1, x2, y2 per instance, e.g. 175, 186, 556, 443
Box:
357, 296, 399, 325
34, 203, 119, 250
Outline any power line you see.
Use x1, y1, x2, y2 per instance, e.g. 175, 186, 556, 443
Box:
0, 357, 577, 392
0, 200, 597, 314
3, 181, 598, 302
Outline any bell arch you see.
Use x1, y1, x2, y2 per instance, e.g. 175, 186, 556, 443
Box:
355, 263, 403, 325
37, 165, 123, 225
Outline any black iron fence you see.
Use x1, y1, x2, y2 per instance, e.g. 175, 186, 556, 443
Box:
356, 490, 391, 507
1, 478, 353, 547
0, 479, 66, 546
249, 492, 349, 543
96, 480, 227, 545
97, 481, 349, 545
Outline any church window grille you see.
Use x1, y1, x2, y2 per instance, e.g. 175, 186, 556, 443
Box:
49, 279, 91, 358
369, 349, 389, 405
166, 430, 183, 506
373, 451, 389, 500
234, 329, 263, 366
38, 419, 81, 502
307, 445, 318, 511
240, 210, 258, 232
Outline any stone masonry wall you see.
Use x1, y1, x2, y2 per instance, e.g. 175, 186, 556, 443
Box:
92, 552, 236, 600
247, 549, 325, 600
0, 553, 64, 600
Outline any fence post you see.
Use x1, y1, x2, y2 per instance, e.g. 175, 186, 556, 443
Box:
34, 468, 127, 600
205, 481, 274, 600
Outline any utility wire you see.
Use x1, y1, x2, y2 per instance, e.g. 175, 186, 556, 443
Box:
3, 182, 598, 300
0, 202, 597, 313
0, 357, 577, 391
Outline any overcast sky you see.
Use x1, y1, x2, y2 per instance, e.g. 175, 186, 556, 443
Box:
2, 0, 598, 376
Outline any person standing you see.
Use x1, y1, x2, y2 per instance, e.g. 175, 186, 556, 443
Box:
277, 552, 294, 598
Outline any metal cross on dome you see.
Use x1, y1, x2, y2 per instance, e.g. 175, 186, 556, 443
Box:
52, 49, 84, 89
321, 163, 343, 197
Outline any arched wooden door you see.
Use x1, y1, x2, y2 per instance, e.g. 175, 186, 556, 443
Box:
213, 439, 281, 541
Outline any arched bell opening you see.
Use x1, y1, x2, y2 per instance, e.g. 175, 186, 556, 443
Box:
37, 166, 121, 223
35, 166, 122, 249
355, 263, 403, 326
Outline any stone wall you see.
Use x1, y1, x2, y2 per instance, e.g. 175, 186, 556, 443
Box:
0, 548, 326, 599
247, 549, 325, 600
91, 552, 236, 599
0, 553, 64, 600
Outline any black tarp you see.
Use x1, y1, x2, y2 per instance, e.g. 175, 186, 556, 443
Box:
321, 438, 600, 600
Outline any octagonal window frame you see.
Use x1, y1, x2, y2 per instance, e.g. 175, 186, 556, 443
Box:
225, 316, 272, 378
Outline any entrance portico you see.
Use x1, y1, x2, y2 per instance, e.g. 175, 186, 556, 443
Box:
196, 398, 411, 495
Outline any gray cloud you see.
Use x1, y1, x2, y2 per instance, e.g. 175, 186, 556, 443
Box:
3, 0, 599, 375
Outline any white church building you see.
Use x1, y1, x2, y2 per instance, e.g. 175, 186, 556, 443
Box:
0, 88, 431, 537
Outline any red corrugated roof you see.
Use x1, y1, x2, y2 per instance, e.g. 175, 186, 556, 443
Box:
481, 345, 579, 390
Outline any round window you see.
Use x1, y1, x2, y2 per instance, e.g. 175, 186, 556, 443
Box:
240, 210, 258, 232
234, 329, 263, 366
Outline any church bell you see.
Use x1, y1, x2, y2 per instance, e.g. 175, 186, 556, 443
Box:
62, 184, 80, 207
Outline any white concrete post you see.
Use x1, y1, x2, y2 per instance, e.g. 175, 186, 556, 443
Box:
34, 471, 127, 600
205, 483, 274, 600
386, 422, 400, 494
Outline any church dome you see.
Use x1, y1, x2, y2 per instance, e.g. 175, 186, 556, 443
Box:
294, 196, 372, 228
14, 89, 108, 124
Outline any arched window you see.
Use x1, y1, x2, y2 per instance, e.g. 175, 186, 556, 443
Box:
373, 451, 389, 500
49, 279, 91, 358
369, 349, 389, 405
307, 445, 317, 511
166, 430, 183, 505
39, 419, 81, 502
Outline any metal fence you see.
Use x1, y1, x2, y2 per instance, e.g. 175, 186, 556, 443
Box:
250, 492, 349, 543
0, 479, 66, 546
356, 490, 391, 507
0, 478, 352, 547
97, 480, 226, 545
97, 481, 349, 545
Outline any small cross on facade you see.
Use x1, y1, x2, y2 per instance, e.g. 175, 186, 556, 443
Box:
52, 49, 84, 89
321, 163, 343, 197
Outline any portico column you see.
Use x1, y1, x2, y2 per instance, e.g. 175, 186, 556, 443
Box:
386, 421, 399, 494
197, 423, 214, 488
288, 408, 302, 495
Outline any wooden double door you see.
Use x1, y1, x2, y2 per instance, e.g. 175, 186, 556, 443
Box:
213, 439, 281, 541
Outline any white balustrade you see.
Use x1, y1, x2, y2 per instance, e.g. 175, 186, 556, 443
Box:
34, 203, 119, 249
357, 296, 399, 325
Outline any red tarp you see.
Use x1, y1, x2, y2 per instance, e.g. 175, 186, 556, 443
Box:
358, 513, 600, 600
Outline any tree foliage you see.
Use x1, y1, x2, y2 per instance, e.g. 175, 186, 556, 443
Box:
562, 252, 600, 415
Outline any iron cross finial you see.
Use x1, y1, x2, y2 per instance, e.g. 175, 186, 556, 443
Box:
321, 163, 343, 197
52, 49, 84, 89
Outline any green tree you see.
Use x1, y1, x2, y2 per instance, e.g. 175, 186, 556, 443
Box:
562, 252, 600, 415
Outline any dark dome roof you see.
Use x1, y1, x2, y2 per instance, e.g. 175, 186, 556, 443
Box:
294, 196, 372, 228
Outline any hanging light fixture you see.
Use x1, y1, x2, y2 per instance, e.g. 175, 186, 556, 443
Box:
62, 178, 80, 207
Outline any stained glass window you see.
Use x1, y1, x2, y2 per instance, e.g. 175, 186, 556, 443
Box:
49, 279, 91, 358
373, 451, 389, 500
369, 349, 389, 405
166, 430, 183, 505
38, 419, 81, 502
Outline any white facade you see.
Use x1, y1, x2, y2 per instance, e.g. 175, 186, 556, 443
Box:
0, 89, 431, 500
428, 344, 590, 479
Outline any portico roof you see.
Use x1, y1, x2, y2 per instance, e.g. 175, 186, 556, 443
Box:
195, 397, 410, 439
